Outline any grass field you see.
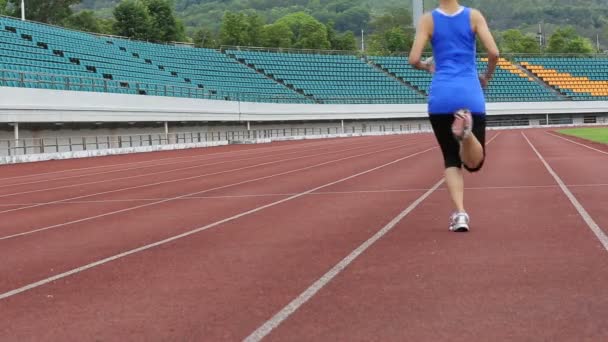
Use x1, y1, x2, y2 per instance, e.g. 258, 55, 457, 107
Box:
558, 127, 608, 144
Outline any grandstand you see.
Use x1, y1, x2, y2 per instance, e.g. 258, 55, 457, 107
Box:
0, 14, 607, 161
1, 14, 607, 105
226, 50, 427, 104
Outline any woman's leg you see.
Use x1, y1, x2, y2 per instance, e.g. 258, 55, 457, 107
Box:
429, 115, 468, 228
444, 166, 465, 212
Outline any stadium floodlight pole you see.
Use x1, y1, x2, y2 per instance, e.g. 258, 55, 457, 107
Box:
537, 22, 544, 52
21, 0, 25, 21
361, 29, 365, 51
412, 0, 423, 30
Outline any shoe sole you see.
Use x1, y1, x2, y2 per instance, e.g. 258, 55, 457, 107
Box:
452, 110, 473, 140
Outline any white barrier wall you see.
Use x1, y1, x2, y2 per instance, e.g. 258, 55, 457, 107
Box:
0, 119, 431, 140
1, 87, 607, 123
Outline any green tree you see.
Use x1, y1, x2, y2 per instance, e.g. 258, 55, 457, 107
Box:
98, 18, 116, 34
384, 27, 410, 52
0, 0, 9, 15
547, 26, 595, 54
144, 0, 186, 42
113, 0, 153, 40
333, 31, 357, 50
334, 7, 369, 32
246, 13, 265, 46
326, 22, 357, 50
9, 0, 80, 24
261, 22, 293, 48
501, 29, 540, 53
368, 7, 412, 34
62, 10, 105, 34
193, 28, 219, 48
366, 27, 414, 55
274, 12, 330, 49
219, 11, 248, 46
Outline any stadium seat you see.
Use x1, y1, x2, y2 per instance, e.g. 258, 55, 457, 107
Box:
516, 57, 608, 100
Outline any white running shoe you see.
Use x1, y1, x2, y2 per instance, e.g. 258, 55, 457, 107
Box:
452, 109, 473, 141
449, 212, 470, 232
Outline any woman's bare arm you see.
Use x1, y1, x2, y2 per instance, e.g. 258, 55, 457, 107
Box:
409, 13, 434, 73
472, 9, 499, 86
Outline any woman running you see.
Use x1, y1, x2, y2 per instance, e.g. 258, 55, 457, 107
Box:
409, 0, 499, 232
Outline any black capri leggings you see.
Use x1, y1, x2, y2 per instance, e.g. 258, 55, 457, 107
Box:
429, 113, 486, 172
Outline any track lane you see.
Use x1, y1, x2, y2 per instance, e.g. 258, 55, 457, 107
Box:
0, 136, 436, 293
0, 136, 432, 237
0, 136, 443, 341
0, 136, 395, 203
0, 136, 373, 183
525, 130, 608, 249
0, 137, 377, 194
259, 130, 608, 341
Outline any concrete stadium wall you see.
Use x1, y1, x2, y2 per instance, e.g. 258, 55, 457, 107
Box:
1, 86, 606, 164
1, 87, 608, 123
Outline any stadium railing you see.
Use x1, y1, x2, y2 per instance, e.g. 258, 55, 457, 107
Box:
0, 123, 435, 157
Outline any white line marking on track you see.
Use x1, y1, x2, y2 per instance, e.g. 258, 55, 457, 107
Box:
243, 131, 502, 341
523, 132, 608, 252
0, 151, 295, 199
0, 139, 374, 200
0, 142, 435, 241
0, 137, 364, 182
243, 179, 445, 342
546, 131, 608, 155
0, 145, 438, 300
3, 183, 608, 207
0, 137, 382, 197
0, 137, 372, 188
0, 138, 418, 215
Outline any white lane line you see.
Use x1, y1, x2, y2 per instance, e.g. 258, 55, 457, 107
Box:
244, 179, 445, 342
523, 132, 608, 251
0, 137, 360, 183
3, 183, 608, 207
0, 137, 371, 189
0, 137, 379, 198
0, 138, 373, 200
243, 132, 502, 341
0, 142, 435, 241
546, 131, 608, 155
0, 145, 437, 300
0, 138, 417, 215
0, 148, 309, 199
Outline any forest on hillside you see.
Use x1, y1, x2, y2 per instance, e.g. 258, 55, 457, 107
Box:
75, 0, 608, 37
1, 0, 607, 54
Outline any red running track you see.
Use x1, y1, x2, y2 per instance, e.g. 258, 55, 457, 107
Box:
0, 130, 607, 341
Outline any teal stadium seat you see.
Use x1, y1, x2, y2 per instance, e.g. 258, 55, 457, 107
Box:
226, 50, 427, 104
0, 15, 603, 104
368, 55, 561, 103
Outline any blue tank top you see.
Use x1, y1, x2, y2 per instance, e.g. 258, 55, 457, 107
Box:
428, 6, 486, 115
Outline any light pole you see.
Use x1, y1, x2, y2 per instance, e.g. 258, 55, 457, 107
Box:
361, 29, 365, 51
537, 22, 544, 52
21, 0, 25, 21
412, 0, 423, 29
